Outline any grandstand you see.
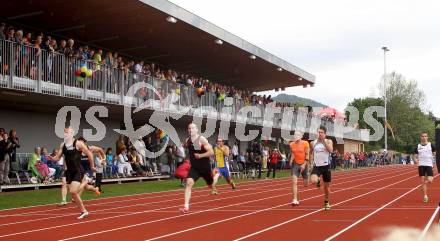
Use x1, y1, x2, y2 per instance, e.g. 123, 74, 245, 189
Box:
0, 0, 368, 189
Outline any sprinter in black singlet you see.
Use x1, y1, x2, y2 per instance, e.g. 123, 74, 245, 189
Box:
51, 127, 95, 219
179, 123, 214, 213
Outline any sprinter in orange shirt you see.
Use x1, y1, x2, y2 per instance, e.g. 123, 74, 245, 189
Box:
289, 131, 310, 206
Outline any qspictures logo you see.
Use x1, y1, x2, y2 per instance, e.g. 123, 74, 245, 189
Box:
54, 82, 386, 158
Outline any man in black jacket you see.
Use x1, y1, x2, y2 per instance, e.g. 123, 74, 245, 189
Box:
251, 140, 263, 179
0, 132, 12, 184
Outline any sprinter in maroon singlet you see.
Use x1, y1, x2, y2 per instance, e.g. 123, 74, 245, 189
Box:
179, 123, 214, 213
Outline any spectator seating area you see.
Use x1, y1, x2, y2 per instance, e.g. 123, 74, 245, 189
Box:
0, 23, 358, 130
0, 23, 274, 108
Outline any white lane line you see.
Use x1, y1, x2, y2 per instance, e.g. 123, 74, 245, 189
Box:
0, 165, 390, 230
313, 220, 356, 222
324, 185, 421, 241
0, 173, 294, 215
325, 175, 439, 241
418, 205, 440, 241
232, 173, 417, 241
0, 171, 298, 213
0, 175, 296, 227
58, 168, 411, 241
1, 206, 435, 218
2, 166, 398, 216
0, 183, 296, 238
142, 170, 416, 241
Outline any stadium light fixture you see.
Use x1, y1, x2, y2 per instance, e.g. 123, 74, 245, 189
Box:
214, 39, 223, 45
249, 55, 256, 60
52, 24, 85, 33
277, 67, 283, 72
166, 16, 177, 23
8, 11, 43, 20
88, 35, 119, 43
119, 45, 147, 51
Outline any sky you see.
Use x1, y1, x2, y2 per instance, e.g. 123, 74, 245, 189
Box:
168, 0, 440, 117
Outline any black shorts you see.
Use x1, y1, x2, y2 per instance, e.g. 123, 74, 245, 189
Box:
311, 165, 331, 183
188, 167, 213, 185
65, 170, 84, 184
418, 166, 433, 177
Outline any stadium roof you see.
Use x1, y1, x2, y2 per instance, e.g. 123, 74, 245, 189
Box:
2, 0, 315, 91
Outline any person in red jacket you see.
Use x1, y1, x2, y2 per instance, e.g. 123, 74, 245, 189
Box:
266, 148, 281, 179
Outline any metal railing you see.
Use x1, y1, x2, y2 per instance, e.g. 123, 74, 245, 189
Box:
0, 40, 368, 141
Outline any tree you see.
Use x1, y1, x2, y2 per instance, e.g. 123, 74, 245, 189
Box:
346, 72, 435, 153
346, 97, 384, 152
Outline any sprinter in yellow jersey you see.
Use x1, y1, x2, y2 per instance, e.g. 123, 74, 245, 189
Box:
211, 138, 236, 194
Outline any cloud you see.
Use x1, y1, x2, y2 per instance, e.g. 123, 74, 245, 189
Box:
169, 0, 440, 116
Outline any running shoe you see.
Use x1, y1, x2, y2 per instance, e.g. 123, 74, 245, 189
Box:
423, 196, 429, 203
210, 188, 218, 195
179, 206, 189, 213
231, 182, 236, 190
324, 201, 331, 210
77, 211, 89, 219
316, 179, 321, 188
291, 200, 299, 206
95, 188, 101, 197
57, 201, 67, 207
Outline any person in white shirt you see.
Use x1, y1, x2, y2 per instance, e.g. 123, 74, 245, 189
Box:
414, 131, 436, 203
280, 151, 287, 170
117, 147, 134, 177
232, 142, 239, 162
134, 61, 143, 73
310, 126, 333, 210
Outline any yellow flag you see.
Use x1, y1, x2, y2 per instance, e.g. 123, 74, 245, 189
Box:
385, 120, 396, 140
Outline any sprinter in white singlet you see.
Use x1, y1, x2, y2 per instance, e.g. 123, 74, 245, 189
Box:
310, 125, 333, 210
414, 131, 436, 203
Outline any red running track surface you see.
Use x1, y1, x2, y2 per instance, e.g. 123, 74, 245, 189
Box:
0, 165, 438, 241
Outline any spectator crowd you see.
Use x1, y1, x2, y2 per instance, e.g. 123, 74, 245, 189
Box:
1, 23, 275, 107
0, 23, 360, 129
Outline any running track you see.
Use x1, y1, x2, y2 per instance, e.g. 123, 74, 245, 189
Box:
0, 165, 438, 241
